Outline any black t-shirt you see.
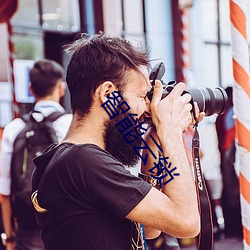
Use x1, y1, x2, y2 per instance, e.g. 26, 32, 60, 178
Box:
33, 143, 152, 250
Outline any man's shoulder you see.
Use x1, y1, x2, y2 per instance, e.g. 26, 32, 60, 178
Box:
72, 144, 130, 175
40, 143, 126, 177
73, 144, 109, 159
4, 117, 25, 129
46, 113, 72, 141
2, 118, 26, 141
34, 144, 108, 179
67, 144, 121, 168
51, 113, 72, 128
43, 143, 106, 162
53, 113, 72, 122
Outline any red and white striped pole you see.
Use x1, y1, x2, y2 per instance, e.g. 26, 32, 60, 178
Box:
6, 20, 19, 118
179, 3, 194, 166
180, 8, 190, 83
230, 0, 250, 248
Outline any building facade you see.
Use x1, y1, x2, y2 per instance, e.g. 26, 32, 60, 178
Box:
0, 0, 250, 124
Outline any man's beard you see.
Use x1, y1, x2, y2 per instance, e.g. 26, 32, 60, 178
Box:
104, 112, 144, 167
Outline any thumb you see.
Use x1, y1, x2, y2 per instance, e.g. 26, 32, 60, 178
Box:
151, 80, 163, 109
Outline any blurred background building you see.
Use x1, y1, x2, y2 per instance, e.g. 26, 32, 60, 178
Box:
1, 0, 250, 123
1, 1, 250, 249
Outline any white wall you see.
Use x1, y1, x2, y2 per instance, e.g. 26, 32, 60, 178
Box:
145, 0, 175, 82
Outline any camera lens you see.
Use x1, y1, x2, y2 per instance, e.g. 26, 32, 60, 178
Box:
187, 87, 228, 116
148, 62, 228, 117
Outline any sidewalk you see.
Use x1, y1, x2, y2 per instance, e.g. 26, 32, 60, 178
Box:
181, 237, 243, 250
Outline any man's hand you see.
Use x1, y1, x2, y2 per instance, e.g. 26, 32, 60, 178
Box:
128, 80, 201, 238
1, 195, 15, 250
150, 80, 193, 140
192, 102, 205, 126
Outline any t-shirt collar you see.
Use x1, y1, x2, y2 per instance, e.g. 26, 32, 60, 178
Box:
34, 100, 65, 115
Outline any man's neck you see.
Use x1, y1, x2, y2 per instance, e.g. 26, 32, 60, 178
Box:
35, 95, 60, 103
62, 114, 106, 149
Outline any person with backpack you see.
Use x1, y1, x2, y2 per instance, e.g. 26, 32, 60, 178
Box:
0, 59, 72, 250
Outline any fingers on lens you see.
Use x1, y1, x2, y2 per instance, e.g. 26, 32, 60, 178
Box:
169, 82, 185, 98
186, 103, 192, 112
180, 92, 192, 103
194, 102, 200, 116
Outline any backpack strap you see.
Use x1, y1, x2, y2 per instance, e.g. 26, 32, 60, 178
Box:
21, 110, 66, 123
19, 111, 67, 150
44, 111, 66, 123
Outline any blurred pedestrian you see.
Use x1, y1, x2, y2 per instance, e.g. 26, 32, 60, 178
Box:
0, 59, 72, 250
215, 86, 242, 238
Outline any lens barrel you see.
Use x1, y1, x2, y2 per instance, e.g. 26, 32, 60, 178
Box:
157, 85, 228, 116
187, 87, 228, 116
148, 62, 228, 116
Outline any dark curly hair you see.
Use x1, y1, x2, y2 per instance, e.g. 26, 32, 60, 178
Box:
65, 33, 150, 117
29, 59, 64, 98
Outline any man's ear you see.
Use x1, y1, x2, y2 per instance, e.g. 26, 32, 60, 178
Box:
29, 83, 35, 97
58, 81, 66, 98
96, 81, 117, 104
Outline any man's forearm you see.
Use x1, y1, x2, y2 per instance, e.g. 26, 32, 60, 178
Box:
142, 127, 198, 217
140, 128, 162, 239
141, 129, 198, 237
159, 132, 198, 216
141, 127, 160, 175
1, 195, 14, 237
141, 128, 196, 203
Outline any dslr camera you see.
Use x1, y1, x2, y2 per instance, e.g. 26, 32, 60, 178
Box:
147, 62, 228, 116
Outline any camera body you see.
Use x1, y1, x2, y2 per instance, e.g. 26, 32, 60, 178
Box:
147, 62, 228, 116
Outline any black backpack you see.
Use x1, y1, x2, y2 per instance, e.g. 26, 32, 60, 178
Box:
10, 111, 64, 230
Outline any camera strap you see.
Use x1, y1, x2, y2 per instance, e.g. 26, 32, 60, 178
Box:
192, 123, 214, 250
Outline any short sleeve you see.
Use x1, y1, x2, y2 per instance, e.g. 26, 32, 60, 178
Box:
74, 145, 152, 220
0, 119, 25, 195
52, 114, 72, 142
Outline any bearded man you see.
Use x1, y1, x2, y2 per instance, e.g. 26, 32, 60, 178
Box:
31, 33, 201, 250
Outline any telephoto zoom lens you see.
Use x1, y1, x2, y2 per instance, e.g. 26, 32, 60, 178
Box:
149, 62, 228, 116
187, 87, 228, 116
